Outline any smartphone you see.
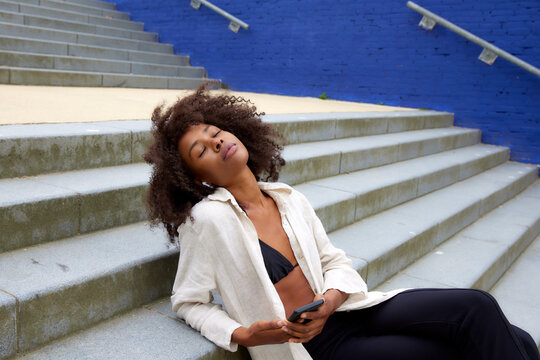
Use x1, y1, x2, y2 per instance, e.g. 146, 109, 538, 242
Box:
287, 299, 324, 323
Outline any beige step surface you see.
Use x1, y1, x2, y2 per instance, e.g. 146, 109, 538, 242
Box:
0, 84, 416, 125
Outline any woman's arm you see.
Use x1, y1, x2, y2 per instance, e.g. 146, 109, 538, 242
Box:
172, 222, 244, 351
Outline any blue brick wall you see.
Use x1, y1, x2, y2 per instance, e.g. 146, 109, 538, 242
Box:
109, 0, 540, 165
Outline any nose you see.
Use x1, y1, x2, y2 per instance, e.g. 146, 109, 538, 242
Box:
211, 137, 224, 152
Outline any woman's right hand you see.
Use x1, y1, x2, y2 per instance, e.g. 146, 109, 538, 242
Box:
232, 320, 292, 347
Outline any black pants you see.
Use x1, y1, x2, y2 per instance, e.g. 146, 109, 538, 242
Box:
303, 288, 539, 360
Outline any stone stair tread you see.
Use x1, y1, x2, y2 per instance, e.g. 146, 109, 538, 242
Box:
265, 110, 452, 143
6, 176, 538, 359
13, 298, 233, 360
0, 0, 143, 31
281, 126, 480, 185
375, 180, 540, 291
324, 162, 538, 288
0, 162, 150, 206
283, 127, 477, 161
0, 35, 188, 65
309, 143, 507, 194
0, 221, 173, 298
26, 0, 129, 20
38, 0, 117, 12
0, 9, 156, 39
0, 50, 204, 73
1, 131, 483, 208
1, 149, 519, 289
0, 119, 150, 139
0, 143, 508, 254
306, 144, 509, 220
0, 65, 209, 81
490, 234, 540, 347
0, 21, 173, 53
57, 0, 116, 10
0, 111, 448, 141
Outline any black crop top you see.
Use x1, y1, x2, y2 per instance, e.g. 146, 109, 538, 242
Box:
259, 239, 299, 284
238, 198, 298, 284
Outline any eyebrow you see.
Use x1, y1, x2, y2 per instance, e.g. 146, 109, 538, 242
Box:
188, 125, 211, 159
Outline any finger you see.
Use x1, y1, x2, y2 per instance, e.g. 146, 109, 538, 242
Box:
287, 329, 320, 343
253, 319, 286, 332
283, 324, 322, 339
265, 328, 295, 343
284, 321, 311, 333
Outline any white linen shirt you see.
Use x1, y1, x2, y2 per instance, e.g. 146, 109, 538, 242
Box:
171, 182, 404, 360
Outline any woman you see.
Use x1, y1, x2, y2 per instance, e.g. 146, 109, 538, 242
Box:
144, 86, 539, 360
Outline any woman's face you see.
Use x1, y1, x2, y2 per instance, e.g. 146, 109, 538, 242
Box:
178, 124, 249, 187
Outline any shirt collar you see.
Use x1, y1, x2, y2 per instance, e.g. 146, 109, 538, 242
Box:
207, 181, 292, 206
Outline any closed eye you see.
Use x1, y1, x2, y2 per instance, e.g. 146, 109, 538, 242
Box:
198, 129, 221, 158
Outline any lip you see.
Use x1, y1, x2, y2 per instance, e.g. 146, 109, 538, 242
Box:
222, 143, 237, 161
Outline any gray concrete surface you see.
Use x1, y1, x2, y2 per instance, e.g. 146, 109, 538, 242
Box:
327, 163, 538, 288
16, 298, 249, 360
0, 10, 155, 41
491, 234, 540, 348
0, 163, 151, 251
281, 127, 480, 185
0, 121, 133, 178
310, 144, 509, 220
0, 291, 16, 359
0, 222, 178, 352
376, 181, 540, 292
3, 112, 447, 179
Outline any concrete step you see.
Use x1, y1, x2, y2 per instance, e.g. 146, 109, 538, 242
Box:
304, 144, 509, 224
0, 0, 143, 31
0, 129, 483, 253
0, 112, 452, 179
376, 180, 540, 291
12, 0, 129, 20
56, 0, 116, 11
0, 22, 173, 53
0, 35, 189, 65
265, 110, 453, 145
325, 162, 538, 288
14, 241, 540, 358
0, 66, 210, 88
0, 9, 156, 41
281, 126, 480, 185
0, 50, 205, 77
0, 221, 178, 355
1, 163, 535, 358
490, 234, 540, 349
0, 119, 150, 179
9, 297, 250, 360
0, 163, 151, 253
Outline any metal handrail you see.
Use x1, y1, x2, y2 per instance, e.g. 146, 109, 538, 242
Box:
407, 1, 540, 78
190, 0, 249, 33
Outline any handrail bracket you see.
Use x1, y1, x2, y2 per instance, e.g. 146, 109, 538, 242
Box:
419, 15, 436, 31
190, 0, 249, 33
478, 48, 498, 65
190, 0, 201, 10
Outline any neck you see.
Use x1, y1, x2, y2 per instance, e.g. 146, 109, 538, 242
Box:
224, 168, 266, 212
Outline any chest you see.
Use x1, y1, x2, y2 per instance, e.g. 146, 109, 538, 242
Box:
245, 197, 296, 265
